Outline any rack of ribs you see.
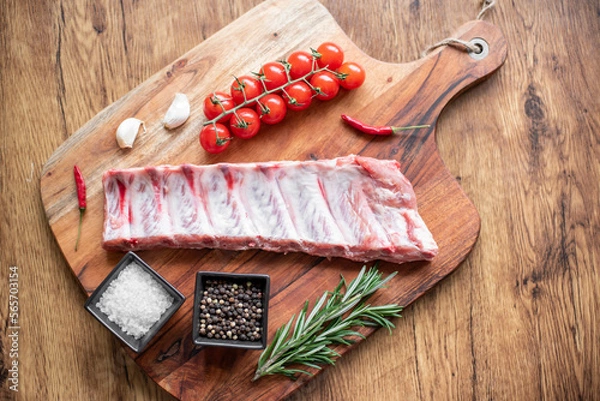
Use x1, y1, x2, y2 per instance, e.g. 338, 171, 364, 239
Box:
102, 155, 438, 265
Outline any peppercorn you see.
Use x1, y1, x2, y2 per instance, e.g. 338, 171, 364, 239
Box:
197, 278, 266, 343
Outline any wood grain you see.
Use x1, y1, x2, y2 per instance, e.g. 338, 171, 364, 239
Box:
1, 0, 599, 400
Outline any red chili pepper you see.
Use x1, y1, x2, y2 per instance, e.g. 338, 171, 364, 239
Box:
341, 114, 430, 135
73, 165, 86, 251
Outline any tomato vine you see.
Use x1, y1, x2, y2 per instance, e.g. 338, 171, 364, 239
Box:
199, 42, 366, 154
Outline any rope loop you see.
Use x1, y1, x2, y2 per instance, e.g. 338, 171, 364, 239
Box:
421, 0, 496, 57
477, 0, 496, 20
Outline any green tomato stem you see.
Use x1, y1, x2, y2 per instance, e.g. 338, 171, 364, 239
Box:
203, 66, 337, 126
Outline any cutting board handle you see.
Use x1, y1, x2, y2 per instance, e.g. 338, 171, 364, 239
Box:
354, 20, 507, 130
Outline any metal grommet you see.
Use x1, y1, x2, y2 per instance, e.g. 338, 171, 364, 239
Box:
468, 38, 489, 60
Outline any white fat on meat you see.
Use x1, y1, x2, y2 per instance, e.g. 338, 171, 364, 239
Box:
102, 155, 438, 264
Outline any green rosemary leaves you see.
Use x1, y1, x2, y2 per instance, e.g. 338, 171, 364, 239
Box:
252, 265, 402, 381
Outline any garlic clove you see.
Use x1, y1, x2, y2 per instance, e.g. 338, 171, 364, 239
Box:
162, 93, 190, 129
116, 118, 145, 149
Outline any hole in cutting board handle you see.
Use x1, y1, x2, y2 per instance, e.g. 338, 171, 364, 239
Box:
468, 38, 489, 60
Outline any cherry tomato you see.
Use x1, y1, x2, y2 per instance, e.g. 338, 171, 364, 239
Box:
286, 50, 314, 80
256, 94, 287, 125
203, 91, 235, 123
230, 108, 261, 139
230, 75, 263, 105
309, 71, 340, 101
316, 42, 344, 70
259, 62, 288, 91
337, 62, 366, 90
283, 82, 313, 111
200, 124, 232, 154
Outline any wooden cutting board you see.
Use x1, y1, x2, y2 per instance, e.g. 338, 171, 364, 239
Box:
40, 0, 507, 399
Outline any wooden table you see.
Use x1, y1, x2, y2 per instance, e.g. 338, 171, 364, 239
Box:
1, 0, 598, 400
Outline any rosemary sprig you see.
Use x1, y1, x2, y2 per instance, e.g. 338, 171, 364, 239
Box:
252, 265, 403, 381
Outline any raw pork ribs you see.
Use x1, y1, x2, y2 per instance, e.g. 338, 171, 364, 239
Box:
102, 155, 438, 264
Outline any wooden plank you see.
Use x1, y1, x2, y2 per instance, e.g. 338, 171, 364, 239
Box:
3, 0, 598, 400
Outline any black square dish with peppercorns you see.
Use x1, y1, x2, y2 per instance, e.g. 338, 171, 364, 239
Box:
192, 271, 270, 350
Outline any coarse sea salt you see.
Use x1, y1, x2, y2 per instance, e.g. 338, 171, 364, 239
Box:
96, 262, 174, 339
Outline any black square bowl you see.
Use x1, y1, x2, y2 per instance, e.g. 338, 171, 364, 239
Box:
192, 271, 270, 350
84, 251, 185, 353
